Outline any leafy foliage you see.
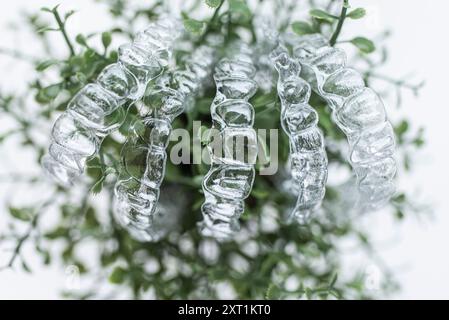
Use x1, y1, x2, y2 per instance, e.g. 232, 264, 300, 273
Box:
350, 36, 376, 54
0, 0, 426, 299
347, 8, 366, 19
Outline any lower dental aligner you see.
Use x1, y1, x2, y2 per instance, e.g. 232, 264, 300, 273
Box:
199, 43, 259, 240
293, 34, 396, 210
42, 18, 181, 187
270, 47, 328, 224
113, 45, 217, 242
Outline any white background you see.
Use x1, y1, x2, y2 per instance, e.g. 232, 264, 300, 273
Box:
0, 0, 448, 299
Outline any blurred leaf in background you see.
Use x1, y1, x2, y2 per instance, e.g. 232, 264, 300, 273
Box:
0, 0, 426, 299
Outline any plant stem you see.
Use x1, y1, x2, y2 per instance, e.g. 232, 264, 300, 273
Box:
52, 8, 75, 56
366, 72, 425, 92
208, 0, 225, 29
198, 0, 225, 44
3, 215, 38, 268
0, 195, 55, 270
329, 0, 348, 46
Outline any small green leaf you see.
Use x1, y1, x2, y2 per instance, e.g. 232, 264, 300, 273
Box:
404, 154, 411, 171
330, 289, 342, 299
50, 4, 61, 12
75, 72, 88, 84
181, 13, 206, 35
357, 232, 369, 245
45, 226, 69, 239
37, 27, 59, 34
91, 176, 105, 195
75, 34, 88, 47
36, 59, 59, 71
101, 251, 118, 266
392, 193, 406, 204
350, 37, 375, 53
21, 260, 32, 273
347, 8, 366, 19
205, 0, 222, 8
64, 10, 76, 21
251, 188, 269, 200
265, 284, 282, 299
109, 266, 127, 284
43, 251, 51, 264
395, 120, 409, 137
42, 84, 62, 99
228, 0, 252, 22
309, 9, 337, 22
74, 261, 87, 274
36, 244, 51, 263
291, 21, 315, 35
329, 272, 338, 288
40, 7, 53, 13
86, 161, 103, 181
9, 207, 33, 221
412, 130, 425, 147
101, 32, 112, 50
395, 209, 405, 220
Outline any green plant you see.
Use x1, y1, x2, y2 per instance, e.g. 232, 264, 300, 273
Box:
0, 0, 425, 299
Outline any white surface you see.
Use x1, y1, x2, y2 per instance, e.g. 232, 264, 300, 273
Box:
355, 0, 449, 299
0, 0, 448, 299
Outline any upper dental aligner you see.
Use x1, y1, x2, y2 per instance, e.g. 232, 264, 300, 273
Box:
42, 18, 182, 187
199, 43, 259, 241
293, 34, 396, 210
113, 44, 217, 242
270, 46, 328, 224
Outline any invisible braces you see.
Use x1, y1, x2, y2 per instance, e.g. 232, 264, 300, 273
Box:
42, 18, 181, 186
114, 44, 217, 241
199, 43, 259, 240
271, 46, 328, 224
293, 34, 396, 210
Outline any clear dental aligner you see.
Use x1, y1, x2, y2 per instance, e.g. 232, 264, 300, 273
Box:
199, 43, 259, 241
41, 18, 181, 187
113, 44, 217, 242
270, 47, 328, 224
292, 34, 396, 210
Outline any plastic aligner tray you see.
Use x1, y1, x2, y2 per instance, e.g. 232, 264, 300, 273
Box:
270, 46, 328, 224
42, 18, 182, 187
199, 43, 259, 241
292, 34, 396, 211
113, 44, 217, 242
